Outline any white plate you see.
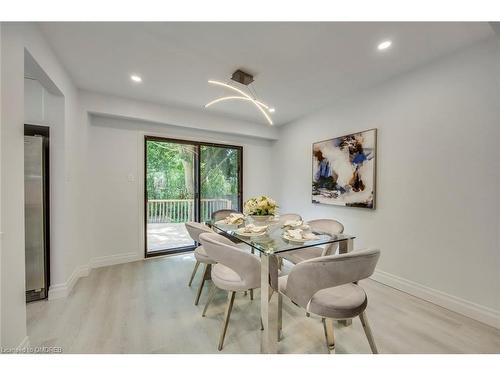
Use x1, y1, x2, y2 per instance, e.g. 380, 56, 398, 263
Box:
236, 229, 266, 237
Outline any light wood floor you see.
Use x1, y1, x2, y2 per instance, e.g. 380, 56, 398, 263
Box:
27, 253, 500, 354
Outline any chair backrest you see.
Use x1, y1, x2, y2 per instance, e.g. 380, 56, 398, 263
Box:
199, 232, 261, 288
307, 219, 344, 256
211, 209, 240, 222
283, 248, 380, 310
278, 213, 302, 223
185, 222, 213, 242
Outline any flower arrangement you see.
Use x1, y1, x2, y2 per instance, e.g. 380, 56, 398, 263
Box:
243, 195, 278, 216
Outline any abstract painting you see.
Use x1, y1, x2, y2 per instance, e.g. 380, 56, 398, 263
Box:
312, 128, 377, 209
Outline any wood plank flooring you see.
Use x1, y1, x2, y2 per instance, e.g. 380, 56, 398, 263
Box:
26, 254, 500, 354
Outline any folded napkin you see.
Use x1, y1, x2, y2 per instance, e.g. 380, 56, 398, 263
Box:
282, 220, 303, 228
240, 224, 268, 233
285, 229, 317, 240
223, 213, 245, 225
282, 220, 311, 231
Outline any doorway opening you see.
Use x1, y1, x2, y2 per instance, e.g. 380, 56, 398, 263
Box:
144, 136, 242, 257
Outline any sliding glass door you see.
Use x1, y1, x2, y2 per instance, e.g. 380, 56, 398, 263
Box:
145, 137, 242, 257
200, 145, 242, 222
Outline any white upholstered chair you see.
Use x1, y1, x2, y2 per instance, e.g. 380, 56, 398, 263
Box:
185, 222, 216, 305
277, 248, 381, 353
281, 218, 344, 264
211, 209, 240, 222
199, 232, 261, 351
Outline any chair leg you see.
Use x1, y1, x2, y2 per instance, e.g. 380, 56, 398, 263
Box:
359, 311, 378, 354
202, 284, 217, 317
194, 263, 211, 305
218, 291, 236, 351
249, 289, 254, 300
188, 261, 200, 286
322, 318, 336, 354
278, 293, 283, 341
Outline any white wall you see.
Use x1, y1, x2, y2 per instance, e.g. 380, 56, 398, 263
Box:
81, 91, 279, 141
85, 114, 274, 266
273, 38, 500, 327
1, 22, 85, 348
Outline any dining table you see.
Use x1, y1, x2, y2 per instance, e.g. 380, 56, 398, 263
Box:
209, 219, 356, 354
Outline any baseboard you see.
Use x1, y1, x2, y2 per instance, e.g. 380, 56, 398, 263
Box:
89, 252, 142, 269
48, 264, 90, 300
16, 336, 30, 351
48, 252, 142, 300
371, 269, 500, 329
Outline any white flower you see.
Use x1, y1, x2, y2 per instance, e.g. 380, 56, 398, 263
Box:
243, 195, 278, 216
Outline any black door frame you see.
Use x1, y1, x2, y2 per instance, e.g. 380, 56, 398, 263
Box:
144, 136, 243, 258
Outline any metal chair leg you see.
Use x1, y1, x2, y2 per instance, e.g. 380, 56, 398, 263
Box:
218, 291, 235, 351
194, 263, 211, 305
249, 289, 254, 300
188, 261, 200, 286
359, 311, 378, 354
202, 284, 217, 317
278, 293, 283, 341
322, 318, 336, 354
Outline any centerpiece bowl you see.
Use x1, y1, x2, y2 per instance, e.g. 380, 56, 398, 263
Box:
248, 215, 274, 224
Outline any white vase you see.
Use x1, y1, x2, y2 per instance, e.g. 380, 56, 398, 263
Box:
248, 215, 274, 224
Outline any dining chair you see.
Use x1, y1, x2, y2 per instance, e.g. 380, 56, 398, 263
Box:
281, 218, 344, 264
211, 209, 240, 222
185, 222, 216, 305
276, 248, 381, 353
199, 232, 261, 351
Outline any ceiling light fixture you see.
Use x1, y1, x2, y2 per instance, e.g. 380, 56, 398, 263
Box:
377, 40, 392, 51
130, 74, 142, 83
205, 70, 274, 125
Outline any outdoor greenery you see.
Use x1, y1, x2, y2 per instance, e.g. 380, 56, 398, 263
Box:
146, 141, 239, 204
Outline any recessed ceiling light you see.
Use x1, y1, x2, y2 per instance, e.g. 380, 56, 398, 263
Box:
377, 40, 392, 51
269, 108, 276, 113
130, 74, 142, 83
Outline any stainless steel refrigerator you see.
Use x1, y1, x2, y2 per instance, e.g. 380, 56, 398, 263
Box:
24, 127, 49, 302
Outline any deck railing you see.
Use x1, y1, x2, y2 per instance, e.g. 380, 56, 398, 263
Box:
147, 198, 232, 223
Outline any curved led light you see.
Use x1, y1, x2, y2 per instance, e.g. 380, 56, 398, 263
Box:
207, 80, 273, 125
205, 95, 271, 110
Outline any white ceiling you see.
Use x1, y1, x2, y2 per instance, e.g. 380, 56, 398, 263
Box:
39, 22, 495, 126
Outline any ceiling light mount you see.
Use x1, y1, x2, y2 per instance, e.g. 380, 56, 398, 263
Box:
231, 69, 254, 86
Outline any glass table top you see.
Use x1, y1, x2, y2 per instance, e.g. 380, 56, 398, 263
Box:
209, 220, 355, 255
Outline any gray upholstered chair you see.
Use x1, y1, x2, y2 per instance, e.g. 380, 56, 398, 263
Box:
281, 218, 344, 264
185, 222, 216, 305
199, 232, 261, 351
211, 209, 240, 222
277, 248, 381, 353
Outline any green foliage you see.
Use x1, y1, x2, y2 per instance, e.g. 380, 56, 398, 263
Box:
146, 141, 239, 203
